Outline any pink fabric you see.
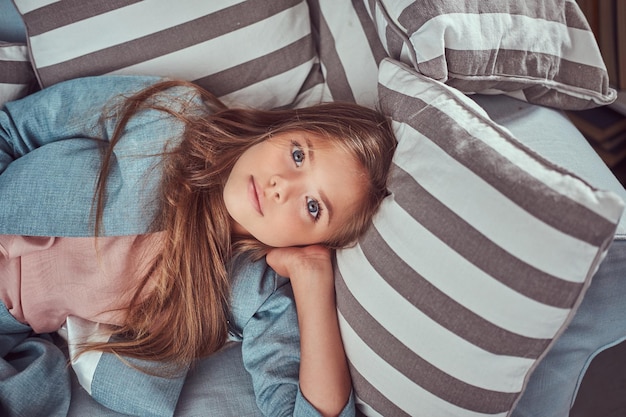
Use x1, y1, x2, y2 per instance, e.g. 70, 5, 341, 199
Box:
0, 234, 161, 333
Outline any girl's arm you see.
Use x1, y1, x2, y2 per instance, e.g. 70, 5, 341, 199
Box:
0, 75, 162, 174
0, 75, 201, 237
266, 245, 352, 417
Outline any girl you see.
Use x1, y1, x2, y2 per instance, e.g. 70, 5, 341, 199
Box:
0, 76, 396, 416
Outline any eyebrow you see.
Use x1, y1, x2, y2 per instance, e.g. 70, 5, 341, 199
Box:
305, 137, 333, 225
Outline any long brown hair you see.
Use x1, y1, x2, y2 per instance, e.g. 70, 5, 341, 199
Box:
87, 80, 396, 370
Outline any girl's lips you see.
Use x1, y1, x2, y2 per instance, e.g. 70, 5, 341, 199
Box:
249, 176, 263, 215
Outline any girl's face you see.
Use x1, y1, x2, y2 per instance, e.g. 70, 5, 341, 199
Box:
224, 131, 366, 247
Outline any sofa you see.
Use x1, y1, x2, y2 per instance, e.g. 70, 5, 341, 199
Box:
1, 1, 625, 416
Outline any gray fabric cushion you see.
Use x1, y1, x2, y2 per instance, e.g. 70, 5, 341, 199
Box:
307, 0, 387, 108
0, 0, 26, 43
67, 342, 262, 417
470, 93, 626, 237
334, 58, 624, 416
0, 42, 35, 106
13, 0, 318, 109
368, 0, 616, 110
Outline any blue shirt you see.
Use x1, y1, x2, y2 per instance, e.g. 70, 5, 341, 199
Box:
0, 76, 354, 417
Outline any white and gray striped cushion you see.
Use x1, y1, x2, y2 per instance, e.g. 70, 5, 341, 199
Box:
366, 0, 616, 110
307, 0, 387, 108
335, 58, 624, 417
0, 43, 35, 106
13, 0, 319, 110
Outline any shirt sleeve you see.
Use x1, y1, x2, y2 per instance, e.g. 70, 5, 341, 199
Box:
232, 261, 355, 417
0, 75, 165, 174
0, 75, 203, 237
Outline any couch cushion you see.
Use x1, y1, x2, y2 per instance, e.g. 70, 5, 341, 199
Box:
335, 58, 624, 417
469, 93, 626, 237
0, 42, 35, 106
367, 0, 615, 110
0, 0, 26, 43
13, 0, 319, 109
307, 0, 387, 108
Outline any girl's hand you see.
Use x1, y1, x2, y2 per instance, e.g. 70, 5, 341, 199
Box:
266, 245, 333, 281
265, 245, 351, 417
266, 245, 336, 314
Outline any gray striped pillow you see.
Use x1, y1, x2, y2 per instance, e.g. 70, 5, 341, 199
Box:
0, 43, 35, 105
13, 0, 319, 109
307, 0, 387, 108
367, 0, 616, 110
335, 58, 624, 417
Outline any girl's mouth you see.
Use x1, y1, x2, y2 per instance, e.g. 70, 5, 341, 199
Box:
249, 176, 263, 215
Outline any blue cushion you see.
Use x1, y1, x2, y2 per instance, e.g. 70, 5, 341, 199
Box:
0, 0, 26, 42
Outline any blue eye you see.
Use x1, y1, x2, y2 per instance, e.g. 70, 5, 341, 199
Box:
307, 197, 321, 221
291, 143, 305, 167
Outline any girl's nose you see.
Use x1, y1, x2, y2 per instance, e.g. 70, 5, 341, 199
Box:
270, 175, 292, 203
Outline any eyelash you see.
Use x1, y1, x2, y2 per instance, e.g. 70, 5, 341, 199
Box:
291, 141, 305, 167
291, 141, 322, 222
307, 197, 322, 222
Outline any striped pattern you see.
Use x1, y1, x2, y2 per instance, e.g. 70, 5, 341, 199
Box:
307, 0, 387, 108
0, 43, 35, 105
335, 59, 624, 417
367, 0, 616, 110
13, 0, 318, 109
